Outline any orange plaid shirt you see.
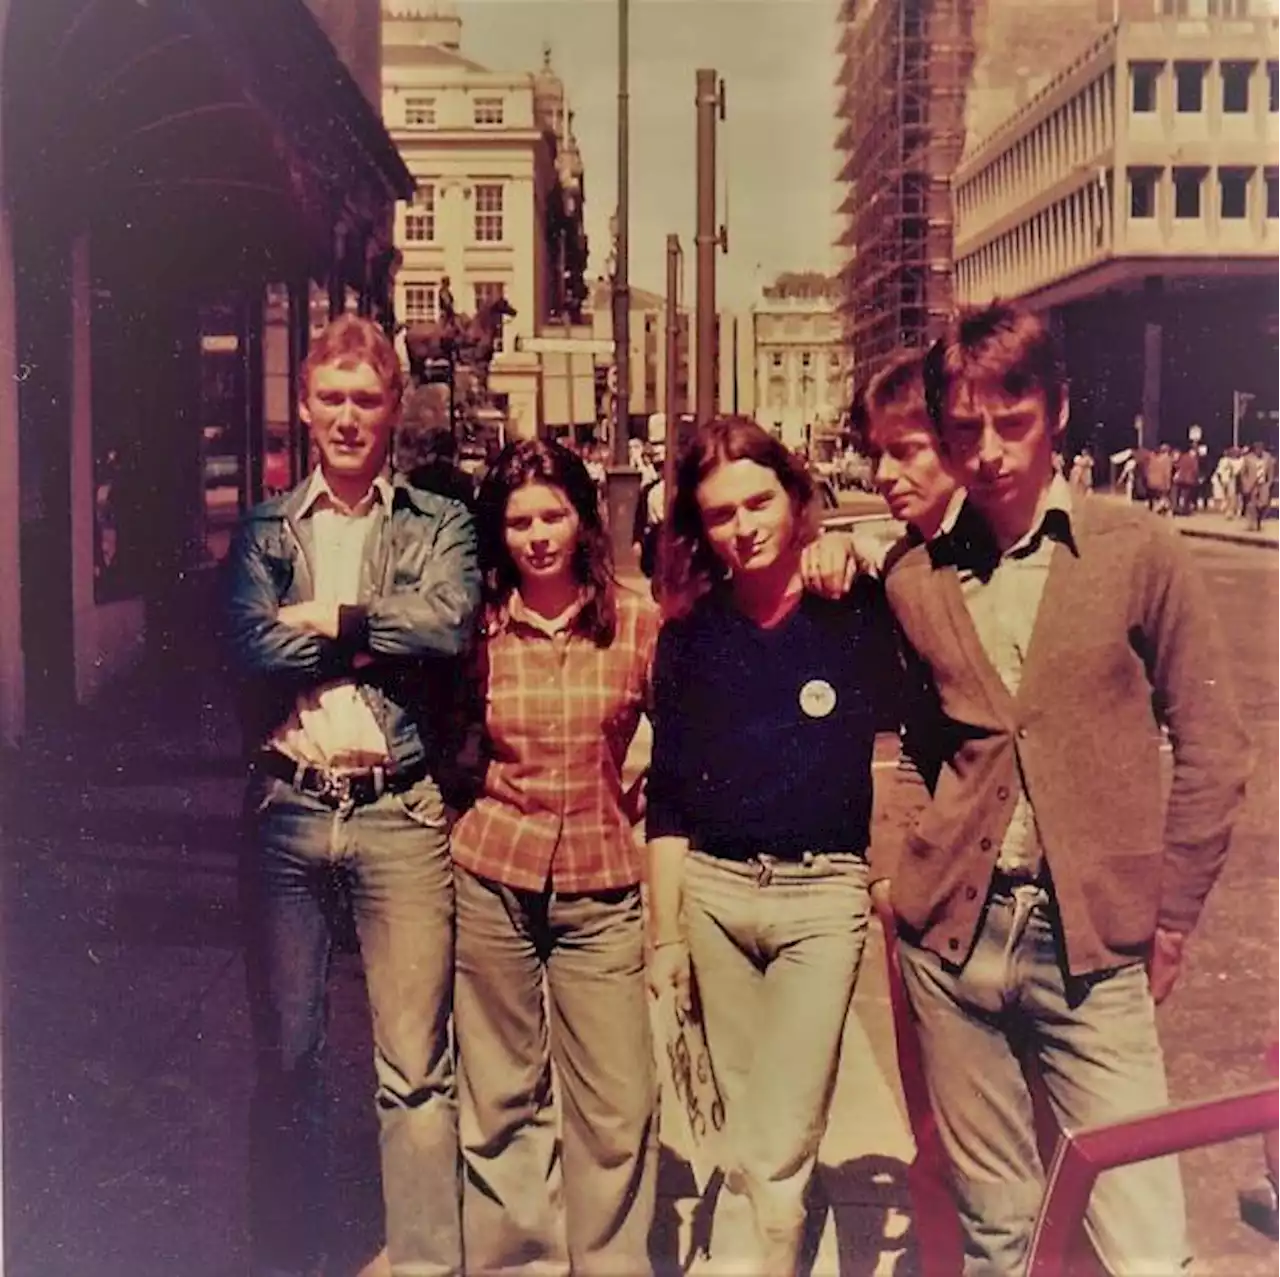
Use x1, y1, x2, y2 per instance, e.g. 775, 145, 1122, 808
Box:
449, 586, 660, 893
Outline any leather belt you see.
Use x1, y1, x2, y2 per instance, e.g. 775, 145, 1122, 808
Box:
254, 749, 428, 809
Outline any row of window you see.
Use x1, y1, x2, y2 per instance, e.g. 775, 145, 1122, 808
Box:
1131, 59, 1280, 114
403, 183, 505, 244
404, 95, 506, 129
1129, 165, 1280, 218
1158, 0, 1261, 16
958, 157, 1279, 300
958, 70, 1115, 224
958, 181, 1113, 300
765, 349, 843, 374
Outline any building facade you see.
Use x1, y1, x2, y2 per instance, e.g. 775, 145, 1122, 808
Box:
954, 4, 1279, 458
750, 275, 849, 450
382, 5, 589, 439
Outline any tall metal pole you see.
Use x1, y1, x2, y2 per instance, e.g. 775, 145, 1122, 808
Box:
612, 0, 631, 464
664, 234, 682, 519
604, 0, 640, 565
695, 69, 719, 427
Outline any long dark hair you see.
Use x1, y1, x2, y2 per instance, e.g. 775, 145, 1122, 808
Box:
474, 439, 617, 645
660, 415, 817, 619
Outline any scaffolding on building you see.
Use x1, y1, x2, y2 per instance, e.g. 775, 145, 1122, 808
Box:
835, 0, 975, 391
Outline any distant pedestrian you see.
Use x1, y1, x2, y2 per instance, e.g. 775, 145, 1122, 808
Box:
1239, 441, 1276, 532
223, 315, 479, 1277
1143, 443, 1174, 515
632, 447, 666, 582
450, 439, 660, 1275
1211, 451, 1238, 514
880, 302, 1251, 1276
646, 416, 912, 1274
1068, 447, 1094, 496
1173, 444, 1200, 516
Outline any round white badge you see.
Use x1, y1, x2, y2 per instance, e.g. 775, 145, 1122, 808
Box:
799, 678, 837, 719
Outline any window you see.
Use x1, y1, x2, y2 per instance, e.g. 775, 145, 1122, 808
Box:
404, 185, 435, 242
1220, 169, 1250, 219
1269, 62, 1279, 113
1129, 170, 1157, 218
473, 282, 507, 351
1222, 63, 1251, 114
1266, 171, 1278, 219
403, 282, 438, 324
771, 352, 784, 371
1174, 62, 1205, 112
405, 96, 436, 128
801, 351, 812, 368
1131, 64, 1159, 113
474, 97, 504, 126
1173, 168, 1203, 218
474, 184, 504, 242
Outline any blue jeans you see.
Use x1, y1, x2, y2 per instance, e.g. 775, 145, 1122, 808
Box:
453, 865, 658, 1277
898, 883, 1189, 1277
241, 774, 461, 1277
682, 850, 871, 1274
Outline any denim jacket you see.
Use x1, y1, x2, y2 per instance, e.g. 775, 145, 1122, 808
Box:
223, 473, 481, 773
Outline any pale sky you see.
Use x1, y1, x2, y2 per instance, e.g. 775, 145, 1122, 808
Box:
453, 0, 843, 309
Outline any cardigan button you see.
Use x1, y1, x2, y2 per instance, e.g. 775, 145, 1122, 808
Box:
1017, 727, 1029, 740
947, 938, 960, 952
980, 837, 992, 850
997, 786, 1010, 800
965, 886, 978, 901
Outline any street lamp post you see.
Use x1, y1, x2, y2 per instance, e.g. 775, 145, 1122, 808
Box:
605, 0, 640, 562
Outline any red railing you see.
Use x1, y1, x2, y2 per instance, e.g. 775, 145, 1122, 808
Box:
1026, 1079, 1279, 1277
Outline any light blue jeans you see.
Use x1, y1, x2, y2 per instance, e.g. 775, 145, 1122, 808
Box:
898, 883, 1189, 1277
242, 774, 461, 1277
682, 850, 871, 1273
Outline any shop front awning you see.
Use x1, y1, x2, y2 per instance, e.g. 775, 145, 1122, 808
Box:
2, 0, 413, 290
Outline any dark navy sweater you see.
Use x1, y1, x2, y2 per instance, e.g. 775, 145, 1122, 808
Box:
645, 579, 903, 859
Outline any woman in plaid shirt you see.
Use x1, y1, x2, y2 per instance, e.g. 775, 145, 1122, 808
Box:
449, 440, 660, 1276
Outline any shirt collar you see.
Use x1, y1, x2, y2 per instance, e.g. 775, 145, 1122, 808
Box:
1006, 474, 1077, 558
297, 468, 393, 519
492, 589, 587, 638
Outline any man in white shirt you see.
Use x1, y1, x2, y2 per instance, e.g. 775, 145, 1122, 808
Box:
224, 315, 479, 1277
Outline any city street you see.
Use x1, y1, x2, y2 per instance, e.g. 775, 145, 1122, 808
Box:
0, 534, 1275, 1277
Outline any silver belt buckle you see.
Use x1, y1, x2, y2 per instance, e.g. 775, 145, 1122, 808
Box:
321, 769, 354, 811
754, 854, 775, 888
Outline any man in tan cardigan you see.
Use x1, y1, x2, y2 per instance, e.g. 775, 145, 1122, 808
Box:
874, 303, 1252, 1276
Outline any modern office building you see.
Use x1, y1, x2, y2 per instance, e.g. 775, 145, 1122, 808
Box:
953, 4, 1279, 457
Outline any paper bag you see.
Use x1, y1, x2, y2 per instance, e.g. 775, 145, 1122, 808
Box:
649, 984, 726, 1192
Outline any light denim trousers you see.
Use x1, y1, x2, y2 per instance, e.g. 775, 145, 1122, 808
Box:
682, 849, 871, 1275
241, 775, 462, 1277
898, 883, 1189, 1277
453, 864, 658, 1277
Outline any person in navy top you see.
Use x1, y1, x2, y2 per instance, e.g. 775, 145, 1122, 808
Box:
646, 415, 905, 1276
